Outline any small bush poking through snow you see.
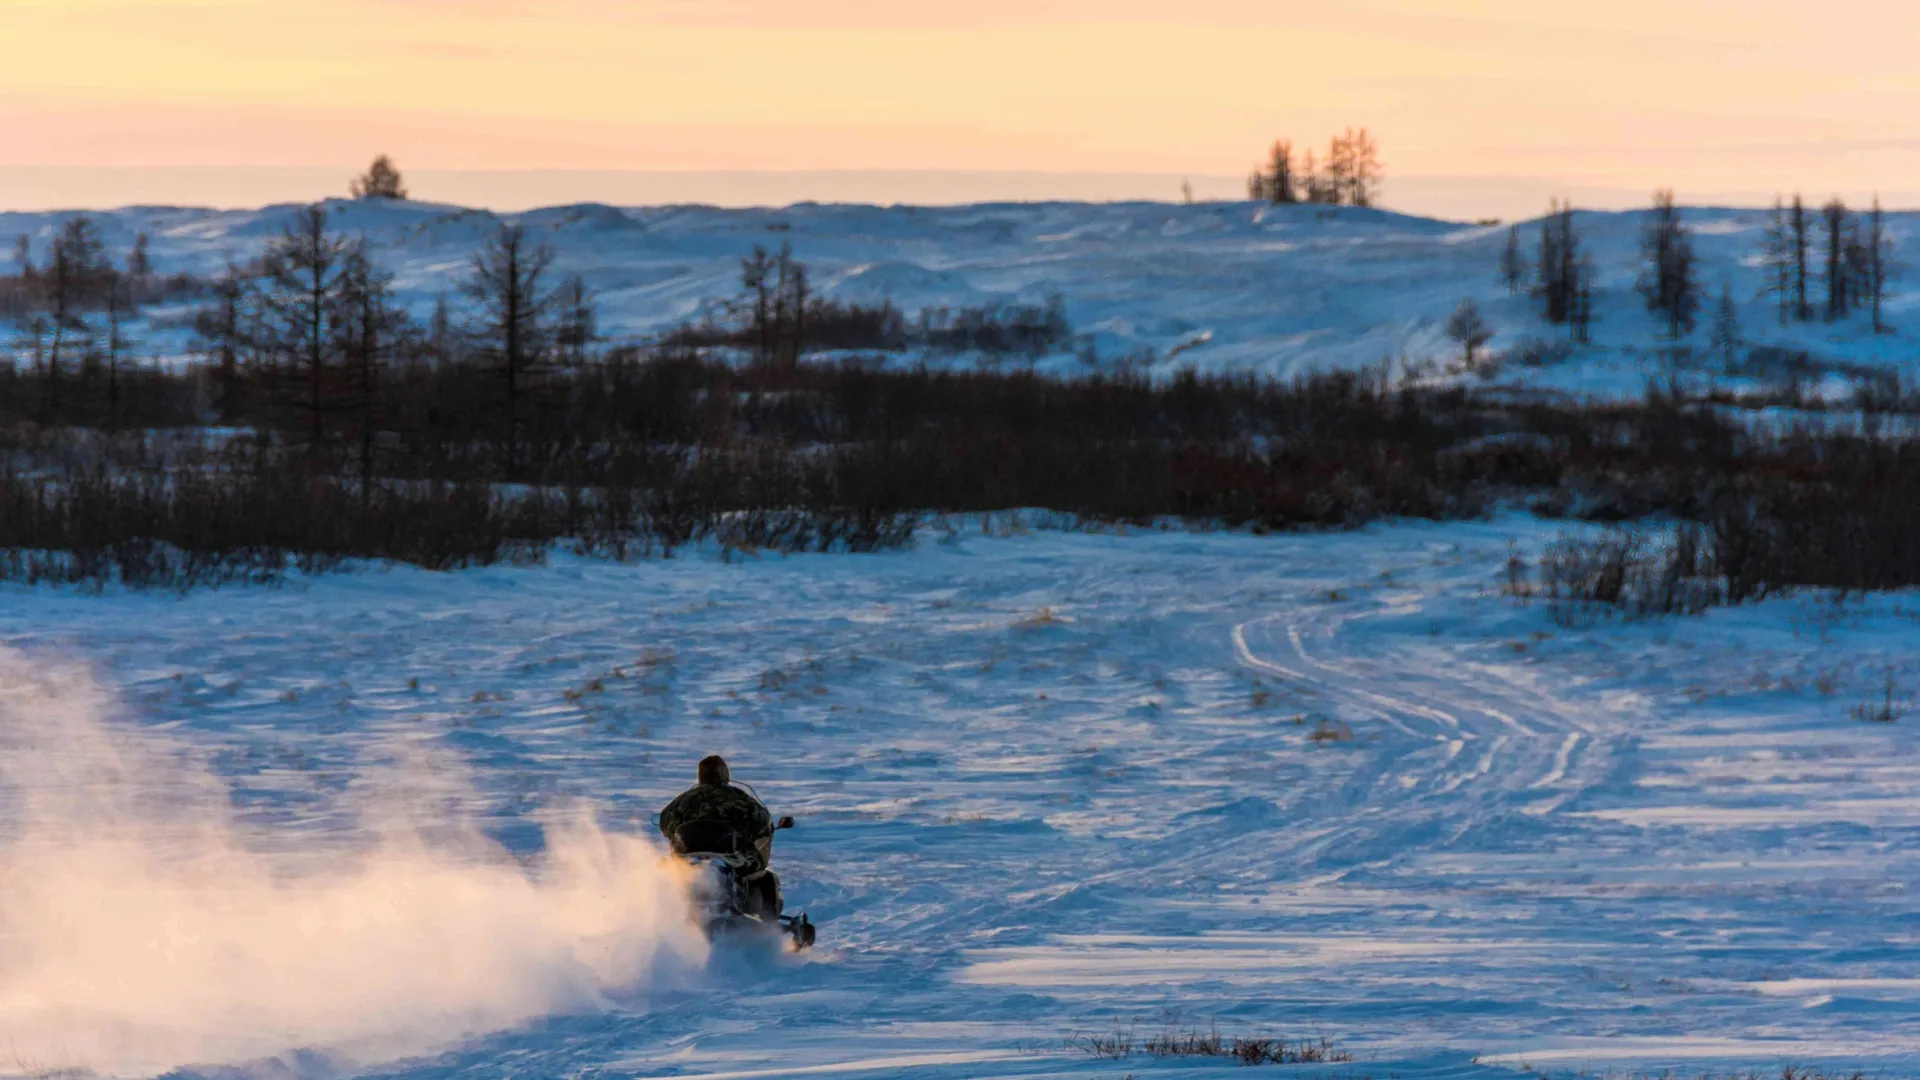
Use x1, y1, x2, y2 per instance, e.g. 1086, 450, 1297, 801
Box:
1531, 526, 1726, 625
1070, 1023, 1351, 1066
1064, 1024, 1134, 1060
1308, 717, 1355, 744
1851, 678, 1905, 723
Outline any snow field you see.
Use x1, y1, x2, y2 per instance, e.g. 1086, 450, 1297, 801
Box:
0, 517, 1916, 1077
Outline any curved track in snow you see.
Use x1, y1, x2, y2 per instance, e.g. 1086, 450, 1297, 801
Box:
1235, 603, 1613, 821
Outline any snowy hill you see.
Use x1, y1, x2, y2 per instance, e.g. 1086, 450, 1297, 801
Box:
5, 198, 1916, 393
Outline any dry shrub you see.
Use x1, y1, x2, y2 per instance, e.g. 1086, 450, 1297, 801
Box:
1142, 1026, 1353, 1065
1536, 526, 1725, 625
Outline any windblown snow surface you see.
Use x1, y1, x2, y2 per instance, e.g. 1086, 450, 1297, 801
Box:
3, 519, 1919, 1079
4, 198, 1918, 393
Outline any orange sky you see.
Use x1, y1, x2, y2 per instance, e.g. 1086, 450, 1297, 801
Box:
3, 0, 1917, 207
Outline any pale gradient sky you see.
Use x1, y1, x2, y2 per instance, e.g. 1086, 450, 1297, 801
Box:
2, 0, 1916, 213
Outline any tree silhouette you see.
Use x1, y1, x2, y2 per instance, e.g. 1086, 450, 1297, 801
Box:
1758, 199, 1793, 327
1861, 196, 1900, 334
263, 206, 351, 447
1791, 195, 1812, 320
463, 223, 556, 471
1821, 198, 1854, 321
1637, 189, 1700, 339
1535, 200, 1583, 327
1709, 283, 1739, 370
1445, 299, 1494, 367
350, 155, 408, 201
1499, 226, 1527, 295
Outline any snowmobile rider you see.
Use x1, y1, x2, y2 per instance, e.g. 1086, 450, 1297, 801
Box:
659, 755, 782, 916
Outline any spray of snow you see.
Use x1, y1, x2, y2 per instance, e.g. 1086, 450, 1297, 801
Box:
0, 649, 707, 1077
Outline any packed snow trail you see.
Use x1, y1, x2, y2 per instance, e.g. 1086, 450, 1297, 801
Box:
1, 519, 1917, 1078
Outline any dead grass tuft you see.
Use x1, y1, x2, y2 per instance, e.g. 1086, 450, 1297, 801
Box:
1308, 717, 1355, 744
1064, 1024, 1134, 1060
1852, 677, 1905, 723
1014, 606, 1062, 630
1069, 1023, 1350, 1067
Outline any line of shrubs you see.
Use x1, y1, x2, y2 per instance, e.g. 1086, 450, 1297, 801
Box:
5, 356, 1920, 597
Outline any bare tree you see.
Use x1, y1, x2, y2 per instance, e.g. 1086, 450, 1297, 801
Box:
100, 268, 131, 427
554, 275, 597, 368
1572, 253, 1597, 344
263, 205, 350, 447
350, 155, 408, 201
1499, 225, 1527, 295
771, 243, 810, 371
1324, 132, 1354, 207
1709, 282, 1739, 371
1263, 140, 1296, 204
1861, 195, 1900, 334
194, 260, 253, 422
335, 247, 410, 508
736, 243, 814, 369
1637, 189, 1700, 338
127, 232, 153, 282
463, 223, 556, 472
43, 216, 110, 414
1535, 200, 1584, 327
1299, 149, 1335, 204
1821, 198, 1854, 321
1758, 199, 1793, 327
1791, 195, 1812, 321
740, 246, 776, 366
1445, 298, 1495, 367
1248, 131, 1378, 207
1346, 128, 1382, 208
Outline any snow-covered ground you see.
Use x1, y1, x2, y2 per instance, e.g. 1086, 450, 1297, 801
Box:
4, 198, 1916, 393
3, 518, 1918, 1079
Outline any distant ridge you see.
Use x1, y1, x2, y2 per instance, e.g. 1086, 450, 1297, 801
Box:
9, 167, 1919, 222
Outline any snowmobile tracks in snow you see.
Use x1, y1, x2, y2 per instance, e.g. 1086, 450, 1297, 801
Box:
1232, 604, 1625, 869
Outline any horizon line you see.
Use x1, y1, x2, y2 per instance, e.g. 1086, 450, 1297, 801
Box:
4, 167, 1917, 221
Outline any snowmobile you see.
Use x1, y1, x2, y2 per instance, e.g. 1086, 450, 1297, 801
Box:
672, 814, 815, 950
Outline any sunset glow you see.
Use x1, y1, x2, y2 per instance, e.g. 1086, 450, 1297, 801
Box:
3, 0, 1918, 207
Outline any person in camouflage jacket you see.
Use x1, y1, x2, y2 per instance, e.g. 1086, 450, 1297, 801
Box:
659, 755, 775, 877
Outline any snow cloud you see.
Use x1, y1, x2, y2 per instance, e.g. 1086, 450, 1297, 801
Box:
0, 650, 707, 1077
